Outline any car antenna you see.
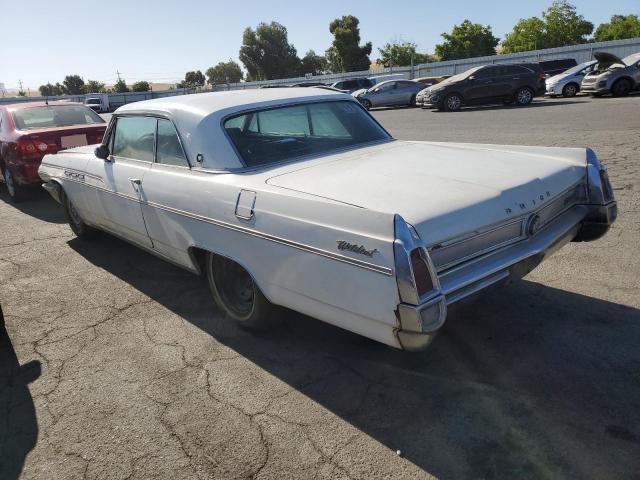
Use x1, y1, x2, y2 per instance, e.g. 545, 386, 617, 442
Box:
45, 97, 48, 105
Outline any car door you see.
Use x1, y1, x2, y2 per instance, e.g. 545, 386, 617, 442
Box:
464, 67, 499, 103
495, 65, 524, 98
394, 81, 419, 105
84, 115, 154, 248
373, 81, 399, 106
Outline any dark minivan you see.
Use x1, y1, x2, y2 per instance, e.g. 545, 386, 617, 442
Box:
420, 63, 546, 111
538, 58, 578, 77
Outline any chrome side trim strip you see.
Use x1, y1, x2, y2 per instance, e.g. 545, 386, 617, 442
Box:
56, 176, 393, 276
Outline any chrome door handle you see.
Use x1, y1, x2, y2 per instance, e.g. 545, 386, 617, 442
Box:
129, 178, 142, 185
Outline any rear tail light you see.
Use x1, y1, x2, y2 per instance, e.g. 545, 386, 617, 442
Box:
17, 138, 54, 156
410, 248, 434, 297
599, 169, 613, 202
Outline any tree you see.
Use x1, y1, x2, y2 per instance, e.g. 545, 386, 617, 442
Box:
113, 79, 129, 93
85, 80, 106, 93
435, 20, 499, 60
178, 70, 206, 88
326, 15, 372, 72
502, 17, 548, 53
300, 50, 328, 76
62, 74, 85, 95
594, 14, 640, 42
39, 83, 63, 96
131, 81, 150, 92
239, 22, 301, 80
376, 41, 434, 67
206, 61, 243, 85
543, 0, 593, 47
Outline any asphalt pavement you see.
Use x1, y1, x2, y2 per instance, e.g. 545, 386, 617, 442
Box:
1, 94, 639, 479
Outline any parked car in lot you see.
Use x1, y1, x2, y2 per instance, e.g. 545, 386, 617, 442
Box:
420, 63, 546, 111
38, 89, 617, 351
84, 93, 110, 113
414, 76, 447, 87
331, 78, 373, 93
545, 60, 597, 97
353, 80, 426, 109
581, 51, 640, 97
538, 58, 578, 77
0, 102, 106, 202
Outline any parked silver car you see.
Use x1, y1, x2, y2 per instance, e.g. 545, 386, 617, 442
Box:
353, 80, 426, 109
581, 51, 640, 96
545, 60, 597, 97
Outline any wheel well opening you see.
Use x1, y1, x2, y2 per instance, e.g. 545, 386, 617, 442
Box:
188, 246, 208, 275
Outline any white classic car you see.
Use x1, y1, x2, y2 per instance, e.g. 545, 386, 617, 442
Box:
38, 89, 617, 351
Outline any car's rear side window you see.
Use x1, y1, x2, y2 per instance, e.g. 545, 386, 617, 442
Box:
12, 105, 104, 130
112, 116, 156, 162
224, 100, 390, 167
156, 119, 189, 167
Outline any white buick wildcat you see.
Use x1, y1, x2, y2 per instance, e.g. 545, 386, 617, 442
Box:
38, 89, 617, 351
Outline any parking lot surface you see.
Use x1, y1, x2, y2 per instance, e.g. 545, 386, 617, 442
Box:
1, 95, 639, 479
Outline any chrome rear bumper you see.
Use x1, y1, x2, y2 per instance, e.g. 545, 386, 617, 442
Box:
396, 202, 616, 351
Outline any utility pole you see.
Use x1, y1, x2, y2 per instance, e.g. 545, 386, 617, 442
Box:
116, 70, 122, 81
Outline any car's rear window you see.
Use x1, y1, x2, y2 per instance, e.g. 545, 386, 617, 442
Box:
224, 100, 390, 167
12, 105, 105, 130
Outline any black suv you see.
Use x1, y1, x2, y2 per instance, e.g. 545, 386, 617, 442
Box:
421, 63, 546, 111
538, 58, 577, 77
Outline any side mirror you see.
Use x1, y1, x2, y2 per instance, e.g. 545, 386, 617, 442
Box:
95, 144, 110, 160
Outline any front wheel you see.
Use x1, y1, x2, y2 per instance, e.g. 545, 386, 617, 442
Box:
514, 87, 534, 106
1, 165, 26, 202
63, 191, 98, 239
360, 99, 372, 110
611, 79, 631, 97
562, 83, 578, 97
206, 253, 279, 330
443, 93, 462, 112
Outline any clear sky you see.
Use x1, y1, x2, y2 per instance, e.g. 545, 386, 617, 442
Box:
1, 0, 638, 90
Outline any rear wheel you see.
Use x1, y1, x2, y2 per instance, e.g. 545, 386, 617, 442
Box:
360, 99, 372, 110
611, 79, 631, 97
63, 191, 98, 239
409, 94, 417, 107
1, 165, 27, 203
206, 253, 279, 330
562, 83, 579, 97
443, 93, 462, 112
514, 87, 534, 106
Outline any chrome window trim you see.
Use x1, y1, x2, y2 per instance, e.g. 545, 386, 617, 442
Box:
57, 175, 393, 276
154, 117, 192, 168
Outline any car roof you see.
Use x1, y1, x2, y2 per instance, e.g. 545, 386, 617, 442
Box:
115, 88, 355, 171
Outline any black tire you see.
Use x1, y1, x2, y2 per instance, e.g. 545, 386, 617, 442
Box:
562, 83, 579, 98
360, 99, 372, 110
514, 87, 534, 106
611, 79, 631, 97
1, 165, 26, 202
443, 93, 462, 112
206, 253, 279, 331
409, 94, 417, 107
62, 191, 98, 239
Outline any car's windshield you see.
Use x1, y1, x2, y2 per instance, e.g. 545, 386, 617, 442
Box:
623, 53, 640, 66
438, 67, 482, 85
224, 100, 390, 167
12, 105, 105, 130
562, 61, 596, 75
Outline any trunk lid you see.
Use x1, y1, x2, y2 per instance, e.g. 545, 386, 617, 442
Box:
266, 141, 586, 245
593, 51, 624, 66
20, 124, 106, 154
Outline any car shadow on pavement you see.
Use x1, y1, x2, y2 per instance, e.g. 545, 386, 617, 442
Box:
68, 234, 640, 479
0, 305, 42, 480
433, 100, 590, 113
0, 187, 66, 224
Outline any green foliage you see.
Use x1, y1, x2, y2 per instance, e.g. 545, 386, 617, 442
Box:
376, 41, 434, 67
112, 79, 129, 93
85, 80, 106, 93
435, 20, 499, 60
206, 61, 244, 84
180, 70, 206, 88
300, 50, 328, 76
502, 17, 548, 53
594, 14, 640, 42
39, 83, 64, 96
502, 1, 593, 53
326, 15, 372, 72
543, 0, 593, 47
18, 90, 26, 97
239, 22, 301, 80
62, 75, 85, 95
131, 81, 150, 92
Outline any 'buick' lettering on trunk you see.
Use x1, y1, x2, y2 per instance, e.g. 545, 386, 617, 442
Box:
336, 241, 378, 257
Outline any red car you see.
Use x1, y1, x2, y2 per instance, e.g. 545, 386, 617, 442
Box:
0, 101, 106, 202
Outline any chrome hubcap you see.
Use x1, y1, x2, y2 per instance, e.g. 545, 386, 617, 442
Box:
518, 90, 532, 104
447, 96, 461, 110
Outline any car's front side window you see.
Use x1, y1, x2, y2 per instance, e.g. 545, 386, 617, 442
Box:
156, 119, 189, 167
112, 116, 156, 162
